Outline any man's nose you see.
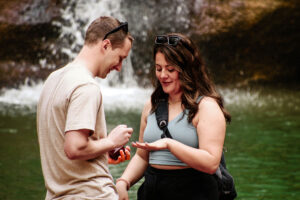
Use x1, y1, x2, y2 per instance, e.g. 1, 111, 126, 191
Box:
116, 63, 122, 72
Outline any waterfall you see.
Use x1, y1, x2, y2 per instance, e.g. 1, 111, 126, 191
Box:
0, 0, 150, 111
0, 0, 195, 112
1, 0, 295, 113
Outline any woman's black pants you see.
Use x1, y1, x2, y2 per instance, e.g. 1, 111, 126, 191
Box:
137, 166, 219, 200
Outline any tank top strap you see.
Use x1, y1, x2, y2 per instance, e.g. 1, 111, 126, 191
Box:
196, 96, 204, 103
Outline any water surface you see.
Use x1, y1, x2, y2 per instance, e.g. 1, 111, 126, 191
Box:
0, 87, 299, 199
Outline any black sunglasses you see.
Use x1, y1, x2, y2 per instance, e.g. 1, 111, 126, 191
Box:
103, 22, 128, 40
155, 35, 181, 46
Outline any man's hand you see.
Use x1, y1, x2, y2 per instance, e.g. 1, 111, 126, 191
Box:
108, 125, 133, 148
109, 146, 131, 164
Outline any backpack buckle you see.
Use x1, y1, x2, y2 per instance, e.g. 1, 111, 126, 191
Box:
159, 120, 167, 128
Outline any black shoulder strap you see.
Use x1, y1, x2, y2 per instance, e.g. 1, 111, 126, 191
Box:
220, 152, 227, 169
155, 99, 173, 139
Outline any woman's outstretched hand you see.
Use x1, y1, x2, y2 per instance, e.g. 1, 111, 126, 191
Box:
132, 139, 170, 151
108, 146, 131, 164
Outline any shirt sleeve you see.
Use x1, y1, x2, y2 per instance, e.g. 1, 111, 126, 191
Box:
64, 83, 101, 133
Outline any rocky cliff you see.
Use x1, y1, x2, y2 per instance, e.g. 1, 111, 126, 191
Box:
0, 0, 299, 88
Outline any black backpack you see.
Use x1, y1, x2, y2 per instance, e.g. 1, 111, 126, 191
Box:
155, 98, 237, 200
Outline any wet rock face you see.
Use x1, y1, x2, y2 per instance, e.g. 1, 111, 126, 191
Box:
122, 0, 300, 87
189, 0, 300, 87
0, 0, 62, 60
0, 0, 63, 88
0, 0, 299, 89
0, 0, 61, 25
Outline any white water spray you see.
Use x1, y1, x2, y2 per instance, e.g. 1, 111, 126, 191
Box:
0, 0, 145, 111
0, 1, 296, 113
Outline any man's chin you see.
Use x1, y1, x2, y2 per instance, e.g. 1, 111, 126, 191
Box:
97, 73, 107, 79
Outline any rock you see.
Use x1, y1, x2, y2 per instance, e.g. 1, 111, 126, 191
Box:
0, 0, 299, 89
0, 0, 63, 89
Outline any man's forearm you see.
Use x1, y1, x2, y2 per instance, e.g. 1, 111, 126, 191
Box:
64, 130, 116, 160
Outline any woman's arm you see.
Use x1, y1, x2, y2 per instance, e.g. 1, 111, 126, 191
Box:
133, 97, 226, 174
116, 100, 151, 199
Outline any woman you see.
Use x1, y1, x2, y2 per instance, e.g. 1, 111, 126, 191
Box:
116, 33, 231, 200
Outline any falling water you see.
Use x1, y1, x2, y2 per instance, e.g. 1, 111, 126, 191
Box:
0, 0, 149, 112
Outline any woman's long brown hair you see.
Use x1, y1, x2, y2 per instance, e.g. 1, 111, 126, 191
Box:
151, 33, 231, 123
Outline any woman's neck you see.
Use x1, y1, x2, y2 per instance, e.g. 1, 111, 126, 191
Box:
168, 92, 182, 105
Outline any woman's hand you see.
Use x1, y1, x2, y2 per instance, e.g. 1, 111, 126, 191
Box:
116, 180, 129, 200
132, 138, 170, 151
108, 146, 131, 164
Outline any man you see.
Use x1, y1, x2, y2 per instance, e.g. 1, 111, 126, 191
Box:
37, 16, 134, 200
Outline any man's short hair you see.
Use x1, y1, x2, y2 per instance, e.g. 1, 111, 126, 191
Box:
84, 16, 133, 49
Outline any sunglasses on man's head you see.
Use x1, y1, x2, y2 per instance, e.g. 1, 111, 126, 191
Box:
103, 22, 128, 40
155, 35, 181, 46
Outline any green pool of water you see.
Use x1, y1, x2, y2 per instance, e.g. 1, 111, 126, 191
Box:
0, 87, 299, 199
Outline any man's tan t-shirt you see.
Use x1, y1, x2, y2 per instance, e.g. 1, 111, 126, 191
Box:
37, 64, 117, 200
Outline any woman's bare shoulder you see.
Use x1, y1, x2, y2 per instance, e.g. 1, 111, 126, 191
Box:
198, 96, 225, 121
142, 99, 152, 117
198, 96, 219, 108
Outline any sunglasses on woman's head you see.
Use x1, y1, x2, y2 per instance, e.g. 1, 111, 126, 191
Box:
155, 35, 181, 46
103, 22, 128, 40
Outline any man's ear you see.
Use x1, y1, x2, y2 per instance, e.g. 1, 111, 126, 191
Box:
101, 39, 112, 51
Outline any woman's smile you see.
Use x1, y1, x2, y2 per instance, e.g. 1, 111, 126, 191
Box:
155, 52, 181, 95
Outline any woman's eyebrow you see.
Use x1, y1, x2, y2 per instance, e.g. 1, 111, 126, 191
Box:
166, 64, 174, 67
155, 63, 174, 67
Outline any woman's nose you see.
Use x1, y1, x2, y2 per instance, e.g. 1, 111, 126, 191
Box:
161, 69, 168, 78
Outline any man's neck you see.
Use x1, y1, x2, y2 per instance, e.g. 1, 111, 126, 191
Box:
72, 45, 102, 77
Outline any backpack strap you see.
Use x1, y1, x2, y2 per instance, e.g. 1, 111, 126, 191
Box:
155, 99, 173, 139
196, 96, 204, 103
155, 96, 203, 139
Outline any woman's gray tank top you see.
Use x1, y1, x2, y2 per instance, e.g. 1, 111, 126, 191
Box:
143, 97, 203, 166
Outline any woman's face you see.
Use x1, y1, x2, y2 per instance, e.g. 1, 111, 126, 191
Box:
155, 52, 181, 96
